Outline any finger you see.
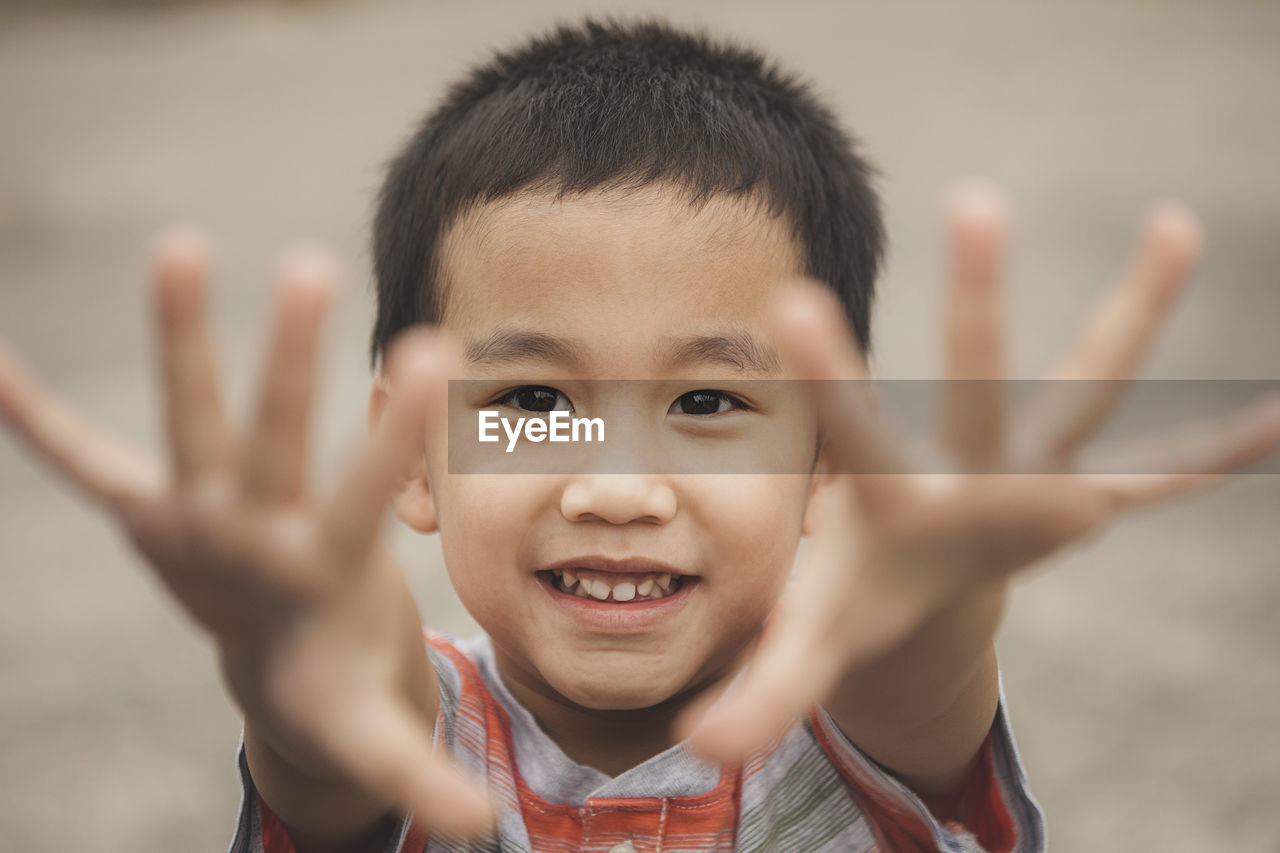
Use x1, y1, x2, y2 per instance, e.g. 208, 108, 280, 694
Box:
239, 247, 336, 503
322, 329, 456, 567
678, 589, 844, 765
680, 521, 926, 763
153, 226, 234, 481
679, 493, 901, 763
1083, 392, 1280, 508
772, 281, 908, 497
939, 182, 1009, 466
320, 696, 495, 838
1024, 204, 1203, 459
0, 344, 162, 508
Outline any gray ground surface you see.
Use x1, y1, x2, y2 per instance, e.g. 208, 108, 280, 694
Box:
1, 1, 1277, 851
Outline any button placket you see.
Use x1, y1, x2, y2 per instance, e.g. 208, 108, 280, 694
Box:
580, 797, 665, 853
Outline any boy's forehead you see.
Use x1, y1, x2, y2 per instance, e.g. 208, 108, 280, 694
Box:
437, 185, 804, 377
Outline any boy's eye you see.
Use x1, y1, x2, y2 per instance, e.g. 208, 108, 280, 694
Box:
495, 385, 573, 413
669, 390, 746, 416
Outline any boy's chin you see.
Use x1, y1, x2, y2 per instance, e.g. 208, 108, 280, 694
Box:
542, 661, 693, 712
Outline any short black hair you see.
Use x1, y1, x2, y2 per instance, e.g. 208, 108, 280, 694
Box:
371, 16, 884, 366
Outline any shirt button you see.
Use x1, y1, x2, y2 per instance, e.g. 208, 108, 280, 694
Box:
609, 842, 638, 853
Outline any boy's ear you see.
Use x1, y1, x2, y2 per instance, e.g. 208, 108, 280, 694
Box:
368, 374, 439, 534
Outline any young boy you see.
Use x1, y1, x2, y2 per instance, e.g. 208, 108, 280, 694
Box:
1, 17, 1277, 853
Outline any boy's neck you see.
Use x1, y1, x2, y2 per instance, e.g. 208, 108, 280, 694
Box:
492, 639, 758, 778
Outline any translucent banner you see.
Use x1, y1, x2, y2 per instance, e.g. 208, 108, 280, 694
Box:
445, 380, 1280, 475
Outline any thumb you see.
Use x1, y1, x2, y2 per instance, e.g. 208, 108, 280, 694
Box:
677, 593, 843, 766
382, 325, 463, 451
324, 327, 460, 563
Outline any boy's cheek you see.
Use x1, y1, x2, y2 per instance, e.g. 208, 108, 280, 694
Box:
686, 475, 811, 535
713, 477, 809, 589
429, 472, 549, 523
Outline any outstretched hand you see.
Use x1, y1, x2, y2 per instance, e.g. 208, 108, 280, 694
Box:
678, 184, 1280, 765
0, 230, 494, 839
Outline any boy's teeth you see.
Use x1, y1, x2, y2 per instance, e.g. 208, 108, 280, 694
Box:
550, 570, 685, 601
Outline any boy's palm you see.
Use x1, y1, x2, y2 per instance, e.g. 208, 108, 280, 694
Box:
682, 186, 1280, 764
0, 232, 493, 839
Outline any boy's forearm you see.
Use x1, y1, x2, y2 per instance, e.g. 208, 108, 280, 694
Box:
823, 580, 1007, 808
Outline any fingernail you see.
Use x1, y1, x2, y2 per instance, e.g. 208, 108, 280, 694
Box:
458, 786, 497, 833
673, 706, 704, 743
152, 223, 210, 266
774, 281, 832, 331
277, 243, 341, 289
386, 328, 438, 373
1146, 201, 1204, 259
947, 180, 1010, 224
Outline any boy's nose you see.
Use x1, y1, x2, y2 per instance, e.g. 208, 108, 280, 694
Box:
559, 475, 677, 525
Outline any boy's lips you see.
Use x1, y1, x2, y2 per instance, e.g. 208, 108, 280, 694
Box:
533, 555, 699, 631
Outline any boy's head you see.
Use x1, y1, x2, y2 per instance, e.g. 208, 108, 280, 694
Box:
371, 19, 884, 717
371, 17, 883, 365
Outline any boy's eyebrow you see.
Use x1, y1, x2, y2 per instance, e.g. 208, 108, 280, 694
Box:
464, 327, 780, 374
661, 331, 780, 374
465, 329, 587, 368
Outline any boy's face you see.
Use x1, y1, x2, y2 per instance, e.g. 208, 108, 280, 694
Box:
399, 186, 825, 713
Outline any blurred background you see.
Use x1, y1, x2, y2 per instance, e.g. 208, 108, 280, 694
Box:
1, 1, 1277, 850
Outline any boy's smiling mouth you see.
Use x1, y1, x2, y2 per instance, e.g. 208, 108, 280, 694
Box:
533, 556, 699, 628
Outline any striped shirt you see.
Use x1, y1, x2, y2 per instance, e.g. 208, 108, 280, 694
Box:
229, 629, 1045, 853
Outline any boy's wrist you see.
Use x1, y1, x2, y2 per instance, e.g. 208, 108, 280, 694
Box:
222, 558, 441, 841
245, 724, 401, 846
819, 578, 1006, 787
835, 576, 1007, 712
